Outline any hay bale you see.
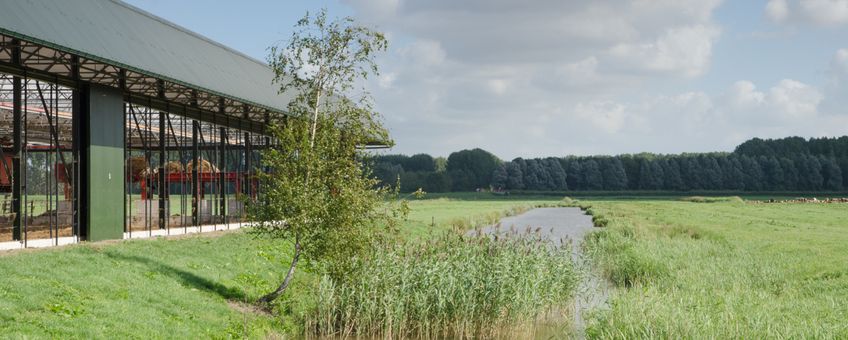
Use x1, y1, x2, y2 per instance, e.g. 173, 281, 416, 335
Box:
154, 161, 184, 175
187, 159, 219, 174
127, 156, 150, 178
165, 161, 184, 173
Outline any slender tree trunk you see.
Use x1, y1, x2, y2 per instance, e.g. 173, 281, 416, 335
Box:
258, 239, 302, 304
309, 90, 323, 149
260, 77, 321, 305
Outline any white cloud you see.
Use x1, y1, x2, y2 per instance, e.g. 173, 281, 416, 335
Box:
487, 79, 510, 96
347, 0, 723, 75
728, 80, 766, 109
831, 48, 848, 75
766, 0, 790, 22
378, 72, 397, 89
766, 0, 848, 26
340, 0, 846, 158
574, 101, 629, 134
397, 39, 446, 66
608, 25, 721, 77
721, 79, 823, 129
767, 79, 822, 118
820, 48, 848, 114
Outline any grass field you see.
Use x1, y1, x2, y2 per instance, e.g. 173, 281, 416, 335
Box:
0, 193, 562, 338
581, 198, 848, 338
2, 192, 845, 338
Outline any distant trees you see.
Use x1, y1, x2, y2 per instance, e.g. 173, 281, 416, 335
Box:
371, 148, 500, 192
447, 148, 501, 191
601, 158, 628, 190
372, 136, 848, 193
505, 162, 524, 190
638, 159, 664, 190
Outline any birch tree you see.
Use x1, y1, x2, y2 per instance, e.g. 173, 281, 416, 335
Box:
251, 9, 392, 304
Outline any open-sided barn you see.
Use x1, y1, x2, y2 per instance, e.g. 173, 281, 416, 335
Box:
0, 0, 290, 247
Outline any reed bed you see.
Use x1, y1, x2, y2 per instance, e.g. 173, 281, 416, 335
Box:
305, 231, 577, 338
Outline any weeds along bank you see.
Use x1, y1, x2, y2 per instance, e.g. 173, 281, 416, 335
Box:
286, 197, 579, 338
578, 198, 848, 338
305, 231, 576, 338
0, 196, 577, 338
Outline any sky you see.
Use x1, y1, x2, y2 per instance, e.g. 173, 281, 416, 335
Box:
124, 0, 848, 160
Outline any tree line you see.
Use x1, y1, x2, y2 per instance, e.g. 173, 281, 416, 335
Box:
371, 137, 848, 192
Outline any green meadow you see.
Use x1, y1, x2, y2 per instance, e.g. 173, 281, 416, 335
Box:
1, 193, 846, 338
0, 194, 564, 338
582, 198, 848, 338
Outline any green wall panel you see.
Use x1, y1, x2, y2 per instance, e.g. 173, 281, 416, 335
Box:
86, 85, 124, 241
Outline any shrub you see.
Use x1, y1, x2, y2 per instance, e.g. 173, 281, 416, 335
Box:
592, 215, 610, 228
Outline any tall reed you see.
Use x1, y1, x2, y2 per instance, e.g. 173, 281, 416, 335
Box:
305, 231, 577, 338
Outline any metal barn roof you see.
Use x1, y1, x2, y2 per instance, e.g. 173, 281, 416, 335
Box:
0, 0, 292, 114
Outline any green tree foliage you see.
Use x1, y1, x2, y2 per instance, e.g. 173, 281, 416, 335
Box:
582, 159, 604, 190
545, 158, 569, 191
565, 159, 584, 190
721, 157, 745, 190
760, 156, 785, 190
820, 156, 843, 190
446, 148, 502, 190
638, 159, 665, 190
434, 157, 448, 172
780, 157, 799, 190
252, 10, 394, 304
741, 156, 764, 191
491, 164, 508, 190
400, 171, 426, 193
424, 171, 452, 192
662, 159, 684, 190
371, 136, 848, 193
449, 169, 474, 191
407, 154, 436, 172
522, 159, 544, 190
505, 162, 525, 190
601, 158, 628, 190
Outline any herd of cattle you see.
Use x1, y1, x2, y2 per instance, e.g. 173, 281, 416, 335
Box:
754, 197, 848, 204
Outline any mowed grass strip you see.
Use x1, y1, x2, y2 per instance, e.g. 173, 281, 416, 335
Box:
0, 194, 562, 338
583, 199, 848, 338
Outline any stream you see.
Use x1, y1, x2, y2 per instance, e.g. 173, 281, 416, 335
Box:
472, 207, 611, 339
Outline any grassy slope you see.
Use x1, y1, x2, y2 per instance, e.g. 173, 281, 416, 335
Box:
0, 233, 287, 338
584, 199, 848, 338
0, 194, 560, 338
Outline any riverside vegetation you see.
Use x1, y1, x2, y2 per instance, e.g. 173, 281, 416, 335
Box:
2, 194, 846, 337
307, 231, 576, 338
0, 195, 579, 338
298, 195, 579, 338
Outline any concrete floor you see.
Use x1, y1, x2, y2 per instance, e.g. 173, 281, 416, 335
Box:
0, 221, 249, 251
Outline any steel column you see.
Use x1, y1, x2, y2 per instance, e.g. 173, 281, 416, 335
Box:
245, 132, 252, 199
158, 110, 166, 230
71, 56, 81, 240
191, 120, 199, 226
11, 75, 21, 241
158, 80, 167, 230
219, 127, 226, 225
